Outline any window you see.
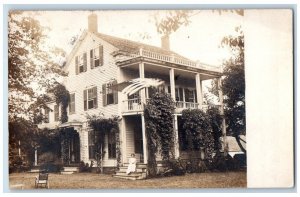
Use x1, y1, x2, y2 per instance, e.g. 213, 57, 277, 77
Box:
184, 89, 196, 103
88, 130, 96, 159
175, 87, 184, 102
90, 45, 103, 69
69, 93, 75, 114
83, 87, 97, 111
75, 53, 87, 74
102, 80, 118, 106
44, 108, 50, 123
108, 132, 116, 158
54, 105, 59, 121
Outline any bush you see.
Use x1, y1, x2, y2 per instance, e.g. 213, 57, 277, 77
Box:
233, 154, 246, 169
38, 152, 62, 172
161, 159, 185, 177
79, 161, 91, 172
211, 154, 238, 172
9, 156, 31, 173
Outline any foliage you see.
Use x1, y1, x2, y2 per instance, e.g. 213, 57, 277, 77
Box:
161, 158, 185, 177
206, 107, 223, 153
87, 115, 121, 173
154, 10, 243, 36
181, 109, 215, 162
49, 83, 70, 123
220, 27, 246, 153
154, 10, 192, 36
144, 91, 175, 176
9, 117, 40, 172
79, 161, 91, 173
38, 152, 62, 172
8, 11, 66, 121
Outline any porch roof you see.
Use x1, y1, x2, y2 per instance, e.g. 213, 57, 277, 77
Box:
59, 121, 83, 128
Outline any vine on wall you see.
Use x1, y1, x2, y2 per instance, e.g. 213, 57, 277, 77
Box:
87, 115, 121, 173
144, 91, 175, 176
181, 109, 215, 162
51, 83, 70, 123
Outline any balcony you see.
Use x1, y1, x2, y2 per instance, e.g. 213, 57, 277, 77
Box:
122, 98, 220, 114
116, 48, 222, 73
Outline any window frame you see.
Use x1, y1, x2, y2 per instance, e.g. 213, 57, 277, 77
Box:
69, 93, 76, 114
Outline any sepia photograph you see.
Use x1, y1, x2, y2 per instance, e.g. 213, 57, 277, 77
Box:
6, 7, 293, 191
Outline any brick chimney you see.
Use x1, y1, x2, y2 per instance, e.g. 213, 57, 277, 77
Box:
161, 34, 170, 50
88, 13, 98, 33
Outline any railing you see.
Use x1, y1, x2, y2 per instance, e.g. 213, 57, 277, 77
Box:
123, 98, 143, 112
118, 48, 222, 72
122, 99, 221, 113
175, 101, 199, 109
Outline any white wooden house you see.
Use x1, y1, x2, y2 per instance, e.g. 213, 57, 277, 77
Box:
38, 14, 224, 178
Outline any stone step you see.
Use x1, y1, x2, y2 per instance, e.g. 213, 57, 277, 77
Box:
113, 175, 140, 181
62, 167, 79, 172
122, 163, 147, 168
115, 171, 146, 176
60, 171, 74, 175
118, 167, 144, 173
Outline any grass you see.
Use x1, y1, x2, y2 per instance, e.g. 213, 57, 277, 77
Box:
9, 171, 246, 190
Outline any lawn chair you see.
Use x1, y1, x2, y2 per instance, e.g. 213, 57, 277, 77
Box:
35, 171, 49, 189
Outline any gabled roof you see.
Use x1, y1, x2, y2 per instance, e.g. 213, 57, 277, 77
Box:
94, 32, 192, 61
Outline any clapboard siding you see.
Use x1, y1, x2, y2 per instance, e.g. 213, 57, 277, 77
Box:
64, 32, 119, 123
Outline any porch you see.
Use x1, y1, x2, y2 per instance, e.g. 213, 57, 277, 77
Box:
116, 53, 223, 115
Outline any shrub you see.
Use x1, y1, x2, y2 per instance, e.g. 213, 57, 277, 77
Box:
161, 158, 185, 177
79, 161, 91, 172
211, 154, 238, 172
38, 152, 62, 172
9, 156, 31, 173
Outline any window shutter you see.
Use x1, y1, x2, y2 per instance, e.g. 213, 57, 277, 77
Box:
102, 83, 106, 106
83, 52, 87, 72
75, 56, 79, 75
83, 90, 87, 111
93, 86, 98, 108
113, 80, 118, 104
99, 45, 103, 66
90, 49, 94, 69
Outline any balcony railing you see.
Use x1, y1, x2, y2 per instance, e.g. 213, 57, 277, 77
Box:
122, 99, 215, 113
175, 101, 199, 109
118, 48, 222, 73
123, 98, 143, 112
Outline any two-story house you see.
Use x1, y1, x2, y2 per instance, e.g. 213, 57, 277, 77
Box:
39, 13, 223, 177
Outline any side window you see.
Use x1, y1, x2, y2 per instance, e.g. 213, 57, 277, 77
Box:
75, 52, 87, 74
102, 80, 118, 106
54, 105, 59, 121
90, 45, 103, 69
88, 130, 96, 159
83, 87, 98, 111
44, 108, 50, 123
69, 93, 75, 114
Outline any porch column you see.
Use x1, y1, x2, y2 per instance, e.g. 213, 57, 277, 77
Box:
195, 73, 203, 109
174, 115, 180, 158
139, 62, 146, 104
141, 114, 148, 164
117, 66, 125, 115
120, 117, 127, 164
78, 127, 89, 164
169, 68, 176, 100
218, 78, 227, 154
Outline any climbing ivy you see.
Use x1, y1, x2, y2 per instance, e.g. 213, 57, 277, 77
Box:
144, 91, 175, 176
181, 109, 215, 162
51, 83, 70, 123
87, 115, 121, 173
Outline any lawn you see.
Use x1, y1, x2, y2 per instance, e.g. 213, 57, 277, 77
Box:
9, 171, 246, 190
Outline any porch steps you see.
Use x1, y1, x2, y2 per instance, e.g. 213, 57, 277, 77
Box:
113, 163, 147, 180
60, 166, 79, 174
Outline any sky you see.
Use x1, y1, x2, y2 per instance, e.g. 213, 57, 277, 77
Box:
26, 10, 243, 66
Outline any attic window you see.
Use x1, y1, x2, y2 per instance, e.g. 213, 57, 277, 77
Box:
90, 45, 103, 69
75, 53, 87, 74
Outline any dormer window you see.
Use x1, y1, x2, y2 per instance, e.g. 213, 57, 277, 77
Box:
75, 53, 87, 74
90, 45, 103, 69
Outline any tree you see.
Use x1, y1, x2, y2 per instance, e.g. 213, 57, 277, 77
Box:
8, 11, 66, 121
220, 27, 246, 153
